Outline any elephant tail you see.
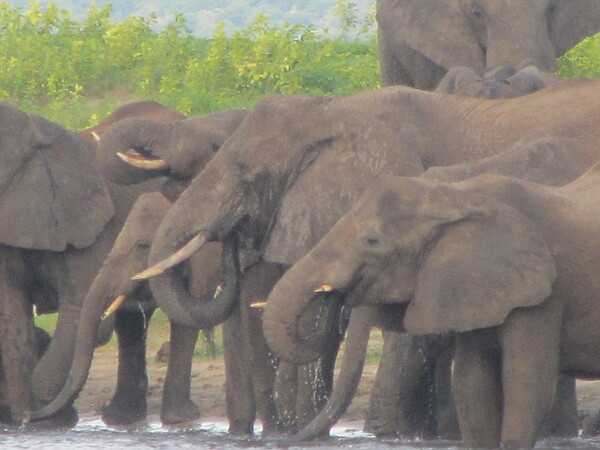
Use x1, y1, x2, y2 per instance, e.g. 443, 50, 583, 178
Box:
291, 307, 373, 441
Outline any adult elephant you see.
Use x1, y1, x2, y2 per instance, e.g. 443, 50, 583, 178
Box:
0, 102, 114, 424
262, 166, 600, 449
51, 107, 342, 434
27, 100, 184, 427
361, 64, 571, 439
377, 0, 600, 89
35, 80, 600, 429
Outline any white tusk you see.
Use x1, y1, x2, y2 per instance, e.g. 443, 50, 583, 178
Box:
91, 131, 101, 142
250, 301, 267, 309
102, 294, 127, 320
132, 234, 207, 280
117, 151, 169, 171
314, 284, 334, 294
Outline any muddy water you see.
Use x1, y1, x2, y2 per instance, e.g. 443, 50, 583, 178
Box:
0, 418, 598, 450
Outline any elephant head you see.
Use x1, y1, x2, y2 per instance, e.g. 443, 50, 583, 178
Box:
263, 176, 556, 364
95, 109, 247, 194
377, 0, 600, 88
79, 100, 185, 144
131, 93, 425, 330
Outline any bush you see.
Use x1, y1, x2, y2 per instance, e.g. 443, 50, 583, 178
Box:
0, 2, 378, 128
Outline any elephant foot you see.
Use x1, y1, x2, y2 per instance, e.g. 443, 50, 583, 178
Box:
101, 395, 147, 426
29, 405, 79, 430
160, 398, 200, 425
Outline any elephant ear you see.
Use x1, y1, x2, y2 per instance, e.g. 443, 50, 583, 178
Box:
0, 108, 114, 251
404, 198, 556, 335
264, 120, 424, 265
552, 0, 600, 57
379, 0, 485, 73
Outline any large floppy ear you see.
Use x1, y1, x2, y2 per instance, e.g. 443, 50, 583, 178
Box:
0, 109, 114, 251
378, 0, 485, 73
551, 0, 600, 57
404, 196, 556, 335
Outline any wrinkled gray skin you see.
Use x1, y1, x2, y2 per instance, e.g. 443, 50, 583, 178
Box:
359, 64, 573, 440
46, 109, 288, 430
23, 101, 183, 427
110, 80, 600, 433
377, 0, 600, 90
293, 136, 584, 441
0, 102, 115, 424
37, 81, 600, 431
372, 0, 600, 436
363, 65, 567, 440
93, 108, 342, 433
263, 167, 600, 449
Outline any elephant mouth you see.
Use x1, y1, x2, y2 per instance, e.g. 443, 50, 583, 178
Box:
297, 291, 343, 345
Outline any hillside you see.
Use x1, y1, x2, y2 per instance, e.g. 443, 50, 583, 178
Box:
5, 0, 375, 36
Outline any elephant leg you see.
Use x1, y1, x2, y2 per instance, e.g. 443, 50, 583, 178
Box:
433, 343, 460, 440
0, 248, 34, 424
453, 330, 502, 449
274, 361, 298, 433
366, 330, 436, 438
245, 306, 278, 435
539, 375, 578, 437
224, 302, 255, 435
499, 298, 562, 449
0, 277, 33, 424
102, 305, 154, 425
160, 321, 201, 424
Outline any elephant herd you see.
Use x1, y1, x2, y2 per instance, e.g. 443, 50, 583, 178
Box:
2, 1, 600, 449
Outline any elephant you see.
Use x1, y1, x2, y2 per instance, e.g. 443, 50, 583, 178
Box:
35, 79, 600, 432
19, 100, 185, 427
0, 101, 115, 424
68, 106, 344, 434
289, 135, 586, 441
262, 164, 600, 449
361, 62, 567, 439
377, 0, 600, 90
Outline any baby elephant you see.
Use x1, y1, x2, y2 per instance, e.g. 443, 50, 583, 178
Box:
264, 165, 600, 449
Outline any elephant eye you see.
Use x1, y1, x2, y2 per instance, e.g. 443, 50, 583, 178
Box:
366, 237, 380, 246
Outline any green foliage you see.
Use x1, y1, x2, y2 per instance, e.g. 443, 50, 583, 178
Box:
1, 2, 378, 128
558, 32, 600, 79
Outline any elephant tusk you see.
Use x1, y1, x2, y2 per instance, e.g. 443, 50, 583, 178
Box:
117, 151, 169, 171
314, 284, 334, 293
91, 131, 101, 142
102, 294, 127, 320
213, 284, 223, 299
250, 301, 267, 309
132, 234, 208, 281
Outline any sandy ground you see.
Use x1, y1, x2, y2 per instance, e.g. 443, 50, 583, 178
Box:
74, 319, 382, 423
73, 319, 600, 426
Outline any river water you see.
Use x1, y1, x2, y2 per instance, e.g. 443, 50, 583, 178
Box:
1, 417, 599, 450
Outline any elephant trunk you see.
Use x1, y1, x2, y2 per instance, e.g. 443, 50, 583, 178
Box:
30, 269, 131, 419
145, 157, 248, 329
263, 249, 353, 365
95, 118, 172, 185
292, 307, 373, 441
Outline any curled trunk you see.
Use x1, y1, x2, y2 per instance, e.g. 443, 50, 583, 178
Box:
146, 158, 244, 329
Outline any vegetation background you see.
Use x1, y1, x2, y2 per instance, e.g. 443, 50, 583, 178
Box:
4, 0, 600, 358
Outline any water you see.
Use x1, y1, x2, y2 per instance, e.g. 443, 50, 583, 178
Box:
1, 417, 599, 450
